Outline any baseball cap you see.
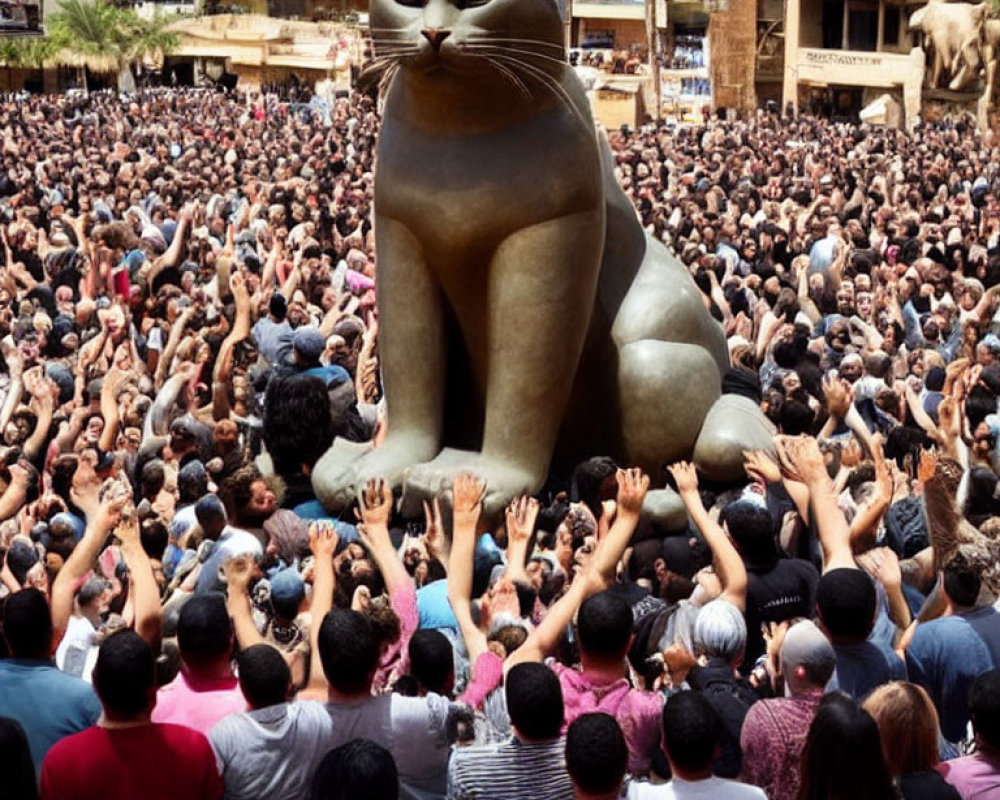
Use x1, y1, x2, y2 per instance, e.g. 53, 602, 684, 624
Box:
269, 567, 305, 608
292, 327, 324, 364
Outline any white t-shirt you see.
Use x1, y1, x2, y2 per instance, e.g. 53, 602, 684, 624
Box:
210, 700, 333, 800
55, 614, 99, 682
627, 775, 768, 800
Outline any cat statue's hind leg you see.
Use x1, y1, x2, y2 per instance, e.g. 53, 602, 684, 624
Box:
611, 233, 775, 529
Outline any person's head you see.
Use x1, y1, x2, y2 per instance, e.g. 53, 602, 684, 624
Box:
407, 629, 455, 697
779, 619, 837, 695
93, 631, 156, 721
576, 590, 633, 662
941, 552, 982, 609
692, 599, 747, 665
719, 501, 777, 569
219, 466, 277, 526
815, 568, 877, 642
968, 667, 1000, 753
660, 691, 721, 778
797, 693, 895, 800
176, 593, 233, 672
505, 662, 564, 742
237, 644, 291, 710
565, 713, 628, 800
2, 588, 52, 659
177, 460, 209, 505
269, 292, 288, 322
194, 494, 227, 540
291, 326, 325, 368
862, 681, 941, 776
269, 566, 306, 621
317, 609, 378, 697
310, 739, 398, 800
262, 374, 335, 478
0, 717, 37, 800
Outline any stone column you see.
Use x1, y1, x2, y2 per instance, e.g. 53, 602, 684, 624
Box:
782, 0, 800, 112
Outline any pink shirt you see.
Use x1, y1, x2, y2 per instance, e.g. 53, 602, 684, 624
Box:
938, 751, 1000, 800
373, 579, 419, 694
740, 689, 823, 800
151, 671, 246, 736
547, 659, 663, 775
459, 652, 504, 710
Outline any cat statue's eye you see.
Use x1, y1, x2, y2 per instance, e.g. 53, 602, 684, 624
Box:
394, 0, 425, 7
454, 0, 490, 7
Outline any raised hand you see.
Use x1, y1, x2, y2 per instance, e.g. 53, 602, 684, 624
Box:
452, 472, 486, 517
917, 448, 938, 485
774, 435, 828, 485
667, 461, 699, 496
857, 546, 901, 591
615, 467, 650, 516
505, 495, 540, 548
823, 375, 853, 418
308, 520, 340, 560
224, 554, 256, 594
357, 477, 393, 528
744, 450, 781, 484
422, 497, 446, 561
93, 482, 129, 533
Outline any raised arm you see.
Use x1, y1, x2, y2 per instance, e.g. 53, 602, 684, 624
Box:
848, 436, 892, 555
116, 512, 162, 647
301, 521, 339, 699
447, 473, 489, 665
667, 461, 747, 611
50, 484, 127, 654
154, 307, 195, 390
20, 368, 56, 466
0, 461, 33, 523
506, 468, 648, 671
147, 205, 192, 284
775, 435, 856, 572
504, 495, 539, 586
225, 555, 268, 651
356, 477, 409, 590
212, 273, 253, 421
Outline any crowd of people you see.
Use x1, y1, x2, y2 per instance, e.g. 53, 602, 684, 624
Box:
0, 83, 998, 800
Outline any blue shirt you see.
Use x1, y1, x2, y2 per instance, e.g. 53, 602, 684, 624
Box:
417, 579, 459, 630
0, 658, 101, 773
906, 613, 996, 743
828, 640, 907, 701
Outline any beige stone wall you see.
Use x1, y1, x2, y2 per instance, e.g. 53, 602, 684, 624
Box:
709, 0, 757, 111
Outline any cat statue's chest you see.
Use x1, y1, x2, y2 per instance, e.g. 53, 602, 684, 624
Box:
374, 82, 603, 257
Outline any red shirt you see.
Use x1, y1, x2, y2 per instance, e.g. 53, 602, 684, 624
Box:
40, 723, 223, 800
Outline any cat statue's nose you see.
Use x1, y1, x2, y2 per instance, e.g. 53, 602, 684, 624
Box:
421, 28, 451, 52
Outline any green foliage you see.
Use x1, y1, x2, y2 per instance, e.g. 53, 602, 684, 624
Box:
46, 0, 180, 70
0, 35, 61, 69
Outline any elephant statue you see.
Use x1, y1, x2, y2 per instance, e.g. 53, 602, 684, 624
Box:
909, 0, 989, 91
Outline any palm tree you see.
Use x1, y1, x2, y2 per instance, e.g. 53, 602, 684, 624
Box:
112, 11, 181, 91
0, 35, 61, 90
47, 0, 179, 92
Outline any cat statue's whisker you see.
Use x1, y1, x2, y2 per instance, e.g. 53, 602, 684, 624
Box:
462, 42, 568, 68
466, 35, 567, 53
480, 56, 532, 99
491, 54, 586, 125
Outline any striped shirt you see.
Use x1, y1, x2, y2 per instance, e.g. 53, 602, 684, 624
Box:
446, 736, 574, 800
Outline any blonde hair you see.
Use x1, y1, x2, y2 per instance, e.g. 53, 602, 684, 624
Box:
862, 681, 941, 777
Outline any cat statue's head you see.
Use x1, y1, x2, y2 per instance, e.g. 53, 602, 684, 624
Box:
366, 0, 567, 92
